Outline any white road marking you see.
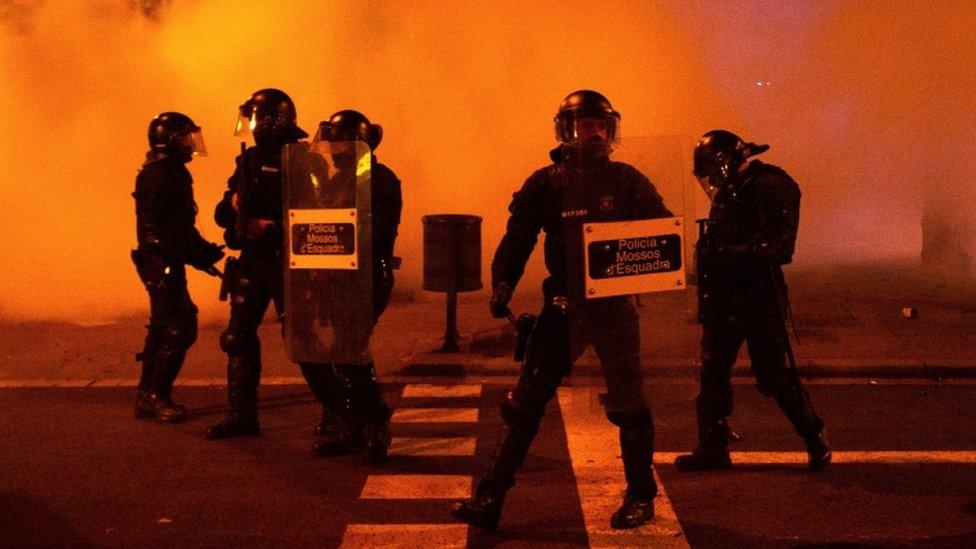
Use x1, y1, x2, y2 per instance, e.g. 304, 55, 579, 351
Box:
263, 376, 306, 385
90, 379, 139, 387
557, 387, 690, 548
340, 524, 468, 548
174, 377, 228, 386
655, 451, 976, 464
389, 437, 477, 457
390, 408, 478, 423
401, 384, 482, 398
359, 475, 472, 500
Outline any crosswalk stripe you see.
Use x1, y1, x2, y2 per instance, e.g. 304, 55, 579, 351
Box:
390, 437, 477, 457
401, 384, 482, 398
263, 376, 306, 385
339, 524, 468, 548
360, 475, 472, 500
654, 451, 976, 464
557, 387, 690, 548
390, 408, 478, 423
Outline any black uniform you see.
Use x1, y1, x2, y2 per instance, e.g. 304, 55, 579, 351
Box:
477, 145, 672, 515
211, 142, 299, 433
694, 160, 823, 449
132, 154, 220, 415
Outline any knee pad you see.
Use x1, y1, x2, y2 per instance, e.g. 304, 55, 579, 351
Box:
161, 322, 197, 351
219, 328, 255, 356
606, 407, 652, 430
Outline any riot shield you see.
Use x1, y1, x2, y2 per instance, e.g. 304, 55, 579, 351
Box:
282, 140, 373, 364
615, 135, 706, 272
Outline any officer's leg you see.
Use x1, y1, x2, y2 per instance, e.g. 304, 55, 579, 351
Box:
746, 310, 830, 470
146, 320, 196, 423
372, 259, 395, 324
676, 317, 744, 471
134, 323, 162, 419
452, 303, 573, 532
300, 362, 338, 434
587, 298, 656, 528
142, 269, 197, 422
207, 265, 270, 439
315, 362, 392, 461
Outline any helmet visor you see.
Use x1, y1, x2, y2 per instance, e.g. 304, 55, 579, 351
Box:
555, 115, 621, 147
696, 174, 719, 201
186, 129, 207, 157
234, 110, 257, 140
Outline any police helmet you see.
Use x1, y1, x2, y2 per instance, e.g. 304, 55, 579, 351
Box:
554, 90, 621, 146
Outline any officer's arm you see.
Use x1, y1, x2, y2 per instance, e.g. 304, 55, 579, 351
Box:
631, 169, 674, 219
214, 155, 242, 229
134, 168, 174, 257
490, 175, 544, 290
750, 173, 800, 264
372, 167, 403, 259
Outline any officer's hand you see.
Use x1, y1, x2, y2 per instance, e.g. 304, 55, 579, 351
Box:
490, 284, 513, 319
191, 243, 225, 271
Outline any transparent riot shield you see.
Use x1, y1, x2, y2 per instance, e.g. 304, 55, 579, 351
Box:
282, 140, 373, 364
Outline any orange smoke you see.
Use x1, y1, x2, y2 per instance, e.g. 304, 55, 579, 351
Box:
0, 1, 973, 323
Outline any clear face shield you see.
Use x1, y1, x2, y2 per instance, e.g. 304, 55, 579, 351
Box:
696, 173, 719, 201
555, 115, 621, 149
183, 129, 207, 157
234, 109, 257, 142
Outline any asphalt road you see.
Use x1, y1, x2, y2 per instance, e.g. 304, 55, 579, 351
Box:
1, 377, 974, 547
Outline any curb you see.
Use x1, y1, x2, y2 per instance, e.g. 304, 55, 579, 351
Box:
399, 353, 976, 379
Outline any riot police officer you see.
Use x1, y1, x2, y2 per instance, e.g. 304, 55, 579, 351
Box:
302, 110, 403, 461
451, 90, 673, 531
207, 88, 315, 439
132, 112, 224, 423
675, 130, 831, 472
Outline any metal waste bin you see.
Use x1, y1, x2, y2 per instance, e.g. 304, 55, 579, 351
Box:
422, 214, 483, 351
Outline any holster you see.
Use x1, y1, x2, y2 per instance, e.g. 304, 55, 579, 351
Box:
131, 249, 167, 290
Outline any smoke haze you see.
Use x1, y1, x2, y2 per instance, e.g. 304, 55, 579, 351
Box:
0, 0, 973, 323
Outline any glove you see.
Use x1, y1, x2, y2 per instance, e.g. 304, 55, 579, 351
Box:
489, 283, 513, 319
190, 242, 225, 271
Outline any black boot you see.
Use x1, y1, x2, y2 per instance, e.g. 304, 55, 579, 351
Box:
146, 391, 186, 423
451, 418, 538, 532
675, 420, 732, 472
774, 382, 829, 471
360, 365, 392, 462
300, 363, 337, 436
610, 495, 655, 529
135, 326, 161, 419
451, 479, 507, 533
312, 364, 363, 456
614, 410, 657, 528
134, 390, 154, 419
805, 429, 832, 471
363, 403, 392, 462
312, 418, 363, 456
207, 356, 260, 439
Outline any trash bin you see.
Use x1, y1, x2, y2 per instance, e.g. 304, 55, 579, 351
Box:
422, 214, 483, 351
422, 214, 483, 293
